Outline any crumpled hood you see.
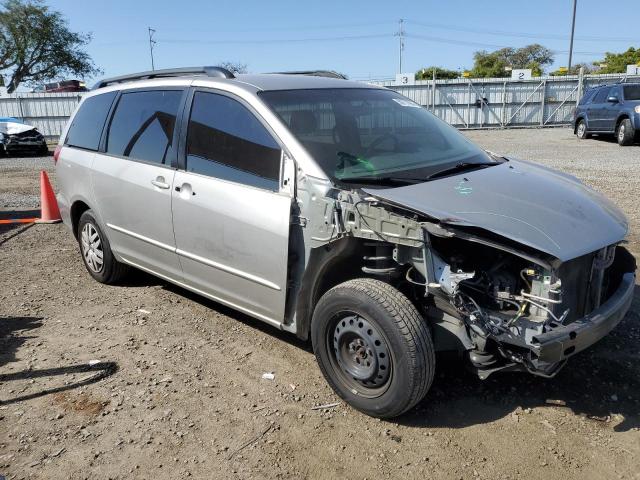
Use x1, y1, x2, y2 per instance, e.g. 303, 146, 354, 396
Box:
0, 121, 36, 135
364, 159, 628, 262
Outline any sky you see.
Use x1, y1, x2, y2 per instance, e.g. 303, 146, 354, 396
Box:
47, 0, 639, 83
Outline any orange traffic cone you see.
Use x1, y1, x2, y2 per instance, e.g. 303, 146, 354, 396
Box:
35, 171, 61, 224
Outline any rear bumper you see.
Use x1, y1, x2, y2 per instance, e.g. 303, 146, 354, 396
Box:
531, 271, 635, 363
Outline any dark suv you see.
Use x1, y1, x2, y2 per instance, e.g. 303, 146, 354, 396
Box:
574, 83, 640, 146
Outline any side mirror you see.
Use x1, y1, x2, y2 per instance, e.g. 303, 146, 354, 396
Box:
607, 96, 619, 103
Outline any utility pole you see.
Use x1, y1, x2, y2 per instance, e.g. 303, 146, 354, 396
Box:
395, 18, 405, 74
568, 0, 577, 71
148, 27, 156, 71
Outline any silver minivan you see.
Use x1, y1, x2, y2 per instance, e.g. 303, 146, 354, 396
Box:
56, 67, 635, 418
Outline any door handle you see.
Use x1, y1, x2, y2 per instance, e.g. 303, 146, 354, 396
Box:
175, 183, 196, 197
151, 177, 170, 189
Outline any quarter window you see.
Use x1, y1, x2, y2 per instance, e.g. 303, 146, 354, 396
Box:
106, 90, 182, 164
579, 89, 597, 105
186, 91, 281, 190
592, 87, 611, 104
65, 91, 117, 150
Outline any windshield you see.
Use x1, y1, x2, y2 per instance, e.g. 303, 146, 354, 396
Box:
259, 88, 492, 186
623, 85, 640, 101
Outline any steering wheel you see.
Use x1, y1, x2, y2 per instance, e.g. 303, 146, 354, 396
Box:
364, 133, 400, 156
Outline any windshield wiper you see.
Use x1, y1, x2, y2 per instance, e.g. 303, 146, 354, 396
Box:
426, 161, 500, 180
338, 175, 425, 186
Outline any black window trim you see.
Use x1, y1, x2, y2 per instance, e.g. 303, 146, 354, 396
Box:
97, 85, 189, 170
177, 86, 288, 193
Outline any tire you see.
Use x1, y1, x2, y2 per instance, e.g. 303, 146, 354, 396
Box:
311, 278, 435, 418
77, 210, 129, 284
616, 118, 635, 146
576, 119, 589, 139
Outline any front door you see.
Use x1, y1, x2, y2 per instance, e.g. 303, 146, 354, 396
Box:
91, 88, 185, 280
172, 89, 292, 325
602, 86, 621, 132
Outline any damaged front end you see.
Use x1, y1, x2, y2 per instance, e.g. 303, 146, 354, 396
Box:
313, 189, 637, 380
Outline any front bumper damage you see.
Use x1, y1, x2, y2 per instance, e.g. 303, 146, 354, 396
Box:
531, 271, 635, 364
476, 247, 636, 378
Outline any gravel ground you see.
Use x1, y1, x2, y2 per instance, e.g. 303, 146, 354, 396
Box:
1, 128, 639, 480
0, 154, 53, 210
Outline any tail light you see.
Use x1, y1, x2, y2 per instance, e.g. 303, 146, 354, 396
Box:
53, 145, 62, 164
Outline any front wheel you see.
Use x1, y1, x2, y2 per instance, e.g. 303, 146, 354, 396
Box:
311, 278, 435, 418
617, 118, 635, 146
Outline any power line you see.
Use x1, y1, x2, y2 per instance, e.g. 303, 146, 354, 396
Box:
158, 20, 394, 34
405, 19, 638, 43
407, 33, 607, 55
156, 33, 393, 45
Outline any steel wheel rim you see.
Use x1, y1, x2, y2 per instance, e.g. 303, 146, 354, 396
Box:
577, 123, 585, 137
81, 223, 104, 273
328, 312, 392, 398
618, 124, 625, 141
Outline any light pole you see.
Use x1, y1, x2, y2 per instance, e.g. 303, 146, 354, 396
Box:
395, 19, 405, 74
568, 0, 577, 71
148, 27, 156, 71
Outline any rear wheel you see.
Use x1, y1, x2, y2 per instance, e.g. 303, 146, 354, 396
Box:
616, 118, 635, 146
576, 119, 589, 139
77, 210, 129, 284
311, 278, 435, 418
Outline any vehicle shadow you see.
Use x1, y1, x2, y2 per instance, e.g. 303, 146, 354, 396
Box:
400, 284, 640, 433
0, 362, 118, 406
589, 134, 640, 146
160, 282, 312, 352
0, 315, 43, 368
117, 268, 166, 288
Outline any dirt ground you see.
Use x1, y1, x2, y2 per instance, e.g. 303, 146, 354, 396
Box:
1, 128, 639, 480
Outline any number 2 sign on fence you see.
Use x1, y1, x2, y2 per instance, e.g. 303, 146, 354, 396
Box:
511, 69, 532, 81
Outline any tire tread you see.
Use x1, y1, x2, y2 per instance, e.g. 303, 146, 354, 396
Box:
318, 278, 435, 417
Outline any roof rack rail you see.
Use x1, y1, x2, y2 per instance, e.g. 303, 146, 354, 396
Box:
92, 66, 235, 90
270, 70, 347, 80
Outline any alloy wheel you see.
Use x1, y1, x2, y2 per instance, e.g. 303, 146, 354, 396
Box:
81, 222, 104, 273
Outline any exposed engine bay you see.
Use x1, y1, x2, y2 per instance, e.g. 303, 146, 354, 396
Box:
290, 181, 636, 379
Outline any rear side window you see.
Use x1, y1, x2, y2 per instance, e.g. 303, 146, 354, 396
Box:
592, 87, 611, 104
65, 91, 117, 150
623, 85, 640, 101
186, 91, 281, 190
106, 90, 182, 164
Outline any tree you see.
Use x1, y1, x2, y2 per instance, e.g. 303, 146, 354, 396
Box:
549, 62, 595, 76
0, 0, 99, 92
217, 61, 247, 74
471, 44, 554, 78
415, 66, 459, 80
592, 47, 640, 74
